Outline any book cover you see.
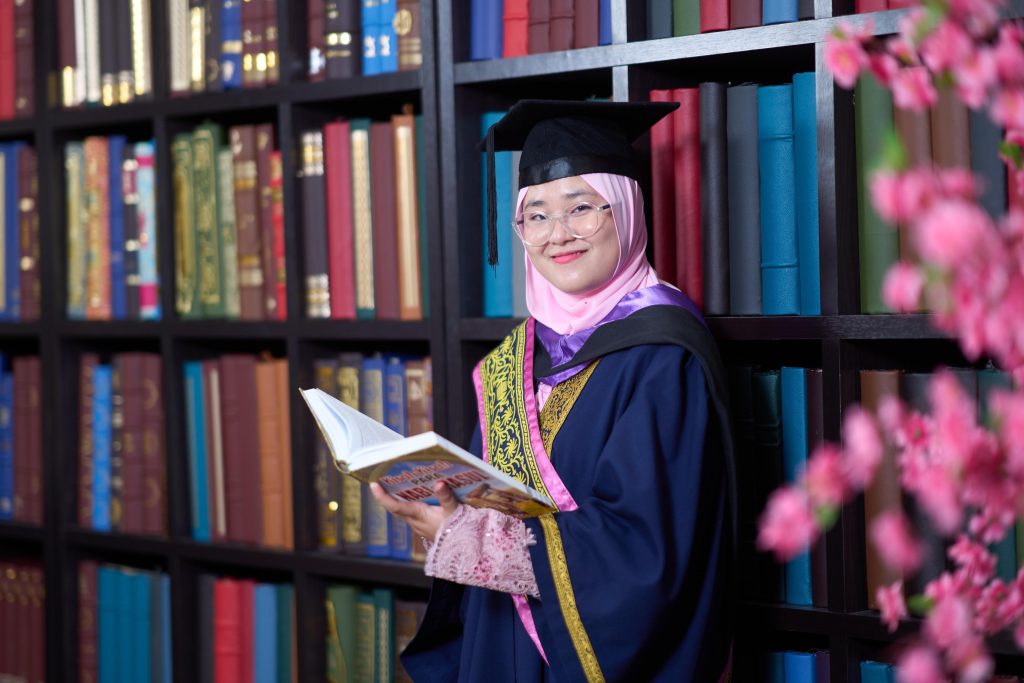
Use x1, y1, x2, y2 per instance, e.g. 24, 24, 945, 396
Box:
370, 121, 400, 319
135, 140, 160, 320
793, 72, 821, 316
217, 147, 241, 318
255, 124, 277, 319
700, 82, 728, 316
91, 363, 113, 531
327, 585, 357, 683
350, 119, 376, 319
504, 0, 529, 57
393, 111, 423, 320
66, 142, 88, 318
727, 84, 761, 315
781, 367, 812, 606
325, 120, 357, 319
17, 145, 38, 321
230, 124, 265, 320
184, 361, 211, 541
470, 0, 503, 60
302, 130, 331, 318
338, 353, 365, 555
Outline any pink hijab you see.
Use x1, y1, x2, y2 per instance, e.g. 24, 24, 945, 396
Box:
520, 172, 662, 335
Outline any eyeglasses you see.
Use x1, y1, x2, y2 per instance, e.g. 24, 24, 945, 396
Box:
512, 201, 612, 247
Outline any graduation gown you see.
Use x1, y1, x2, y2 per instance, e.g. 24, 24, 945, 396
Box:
403, 306, 735, 682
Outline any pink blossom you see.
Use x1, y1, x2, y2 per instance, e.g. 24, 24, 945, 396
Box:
871, 171, 905, 223
842, 407, 884, 487
937, 168, 979, 201
825, 32, 869, 89
921, 21, 973, 74
891, 67, 938, 111
883, 262, 926, 313
916, 466, 963, 534
897, 9, 929, 50
878, 580, 908, 633
994, 23, 1024, 86
991, 88, 1024, 130
954, 48, 997, 109
948, 535, 997, 586
913, 200, 996, 269
924, 596, 972, 649
803, 444, 850, 508
869, 52, 901, 86
900, 169, 941, 217
1016, 619, 1024, 649
757, 487, 818, 561
896, 646, 945, 683
872, 511, 923, 573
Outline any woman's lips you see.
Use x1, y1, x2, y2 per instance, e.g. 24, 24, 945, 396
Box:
551, 250, 586, 264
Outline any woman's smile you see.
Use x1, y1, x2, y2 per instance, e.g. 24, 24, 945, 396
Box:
549, 248, 587, 264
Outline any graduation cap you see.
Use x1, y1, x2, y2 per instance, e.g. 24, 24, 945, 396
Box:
481, 99, 679, 265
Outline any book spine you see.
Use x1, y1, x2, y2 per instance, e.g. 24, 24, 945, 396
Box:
931, 85, 972, 169
969, 107, 1007, 220
91, 363, 113, 531
470, 0, 502, 60
66, 142, 87, 318
673, 0, 699, 36
763, 0, 797, 24
17, 145, 38, 321
480, 111, 513, 317
222, 0, 243, 89
378, 0, 397, 73
273, 359, 294, 549
314, 359, 341, 549
79, 561, 99, 683
793, 72, 821, 316
270, 150, 286, 320
118, 353, 146, 534
0, 365, 11, 520
781, 367, 812, 606
393, 113, 422, 320
549, 0, 574, 51
264, 0, 278, 84
324, 120, 356, 319
255, 361, 284, 547
122, 145, 141, 320
396, 0, 421, 70
700, 0, 729, 32
189, 0, 206, 92
173, 134, 199, 318
184, 361, 211, 541
219, 354, 264, 545
416, 116, 429, 319
108, 136, 127, 319
302, 131, 330, 318
699, 82, 728, 316
13, 0, 32, 117
115, 0, 133, 102
241, 0, 265, 88
729, 0, 759, 28
672, 88, 702, 306
308, 0, 326, 80
503, 0, 529, 57
131, 0, 152, 97
324, 0, 359, 79
573, 0, 597, 48
217, 148, 241, 318
168, 0, 190, 95
361, 0, 379, 75
256, 124, 277, 319
649, 89, 676, 287
230, 125, 265, 320
527, 0, 550, 53
205, 0, 224, 91
350, 120, 375, 319
194, 124, 227, 318
141, 353, 165, 535
1, 143, 19, 320
361, 357, 390, 557
60, 0, 77, 108
337, 355, 365, 555
135, 141, 160, 320
109, 360, 124, 531
214, 579, 243, 682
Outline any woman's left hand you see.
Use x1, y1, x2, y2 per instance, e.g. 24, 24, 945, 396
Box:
369, 480, 460, 544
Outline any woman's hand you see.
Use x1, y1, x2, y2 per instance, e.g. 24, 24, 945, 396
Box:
369, 481, 460, 545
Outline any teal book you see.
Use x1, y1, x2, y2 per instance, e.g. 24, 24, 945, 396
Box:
254, 584, 278, 683
793, 72, 821, 316
92, 364, 113, 531
415, 115, 429, 318
275, 584, 293, 683
184, 361, 211, 541
784, 651, 816, 682
355, 592, 377, 682
131, 571, 152, 683
758, 85, 800, 315
764, 0, 798, 24
754, 369, 785, 601
860, 660, 895, 683
481, 111, 514, 317
978, 368, 1017, 580
781, 367, 812, 605
373, 588, 394, 683
768, 651, 785, 683
98, 566, 117, 683
116, 569, 133, 683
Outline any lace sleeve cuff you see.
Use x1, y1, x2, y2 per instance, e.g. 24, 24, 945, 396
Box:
424, 505, 540, 598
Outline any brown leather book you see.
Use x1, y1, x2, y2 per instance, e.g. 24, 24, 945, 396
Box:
18, 145, 38, 321
301, 131, 330, 318
203, 359, 228, 542
117, 352, 146, 534
141, 353, 165, 535
78, 560, 99, 683
391, 112, 422, 320
79, 353, 100, 528
273, 357, 293, 549
930, 85, 971, 169
109, 361, 124, 531
255, 357, 287, 547
729, 0, 759, 28
308, 0, 326, 81
219, 354, 264, 545
404, 359, 431, 435
806, 368, 828, 608
370, 121, 400, 319
242, 0, 266, 88
59, 0, 76, 106
396, 0, 422, 71
528, 0, 550, 53
860, 369, 903, 609
13, 0, 32, 117
230, 125, 265, 320
264, 0, 278, 84
573, 0, 598, 48
255, 124, 278, 319
549, 0, 574, 51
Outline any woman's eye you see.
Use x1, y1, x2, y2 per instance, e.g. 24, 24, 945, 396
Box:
527, 213, 549, 223
570, 203, 592, 215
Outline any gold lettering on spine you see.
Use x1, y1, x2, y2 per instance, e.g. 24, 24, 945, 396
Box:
351, 129, 374, 313
395, 124, 420, 313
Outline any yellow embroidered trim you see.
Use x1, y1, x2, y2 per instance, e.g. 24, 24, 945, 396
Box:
539, 513, 606, 683
538, 361, 599, 457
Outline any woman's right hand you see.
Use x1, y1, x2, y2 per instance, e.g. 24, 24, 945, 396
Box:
369, 481, 460, 546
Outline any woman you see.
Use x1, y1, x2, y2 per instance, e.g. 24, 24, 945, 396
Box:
371, 100, 736, 682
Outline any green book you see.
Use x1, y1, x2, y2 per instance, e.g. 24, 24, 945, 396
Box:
193, 122, 226, 318
855, 75, 898, 314
673, 0, 700, 36
218, 148, 241, 319
275, 584, 293, 683
354, 592, 377, 683
372, 588, 393, 683
172, 133, 201, 319
327, 585, 358, 683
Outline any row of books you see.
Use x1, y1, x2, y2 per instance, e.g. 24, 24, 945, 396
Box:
308, 0, 423, 80
645, 0, 812, 37
301, 112, 429, 321
77, 352, 166, 536
855, 76, 1014, 313
325, 584, 425, 683
762, 650, 829, 682
0, 0, 34, 119
58, 0, 153, 108
313, 353, 433, 560
855, 0, 914, 10
649, 75, 821, 317
0, 560, 44, 683
78, 562, 171, 683
65, 138, 161, 321
169, 0, 278, 94
0, 142, 39, 321
200, 576, 295, 683
469, 0, 610, 61
859, 367, 1022, 608
173, 122, 284, 321
730, 365, 827, 607
185, 354, 294, 548
0, 356, 41, 525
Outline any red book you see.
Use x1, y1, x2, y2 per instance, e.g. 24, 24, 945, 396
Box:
700, 0, 729, 32
324, 121, 356, 319
370, 121, 400, 319
503, 0, 529, 58
573, 0, 598, 49
649, 89, 676, 286
549, 0, 574, 51
18, 146, 39, 321
672, 88, 702, 307
214, 579, 243, 683
0, 0, 14, 119
238, 580, 255, 683
79, 353, 100, 528
889, 0, 914, 6
78, 561, 99, 683
219, 354, 263, 545
855, 0, 887, 11
528, 0, 550, 54
13, 0, 32, 117
270, 150, 286, 320
141, 353, 166, 535
118, 353, 146, 534
1010, 172, 1024, 212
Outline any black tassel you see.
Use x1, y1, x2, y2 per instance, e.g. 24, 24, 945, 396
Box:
486, 126, 499, 266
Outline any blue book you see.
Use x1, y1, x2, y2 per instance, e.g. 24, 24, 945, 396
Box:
378, 0, 398, 73
135, 141, 160, 320
758, 85, 800, 315
415, 115, 429, 318
360, 355, 391, 557
784, 651, 817, 682
781, 367, 812, 605
92, 364, 113, 531
275, 584, 293, 682
131, 572, 152, 683
362, 0, 381, 75
481, 111, 514, 317
116, 569, 133, 683
98, 567, 118, 683
599, 0, 611, 44
793, 72, 821, 316
160, 575, 172, 683
221, 0, 243, 89
860, 661, 895, 683
254, 584, 278, 683
0, 364, 11, 520
184, 362, 211, 541
1, 143, 23, 321
383, 356, 413, 560
470, 0, 502, 60
763, 0, 798, 24
768, 651, 786, 683
108, 135, 127, 319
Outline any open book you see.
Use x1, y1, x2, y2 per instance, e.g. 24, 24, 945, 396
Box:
300, 388, 556, 518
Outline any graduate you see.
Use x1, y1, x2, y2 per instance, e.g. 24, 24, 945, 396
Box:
370, 99, 737, 682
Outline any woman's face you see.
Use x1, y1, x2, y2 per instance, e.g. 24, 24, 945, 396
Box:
520, 176, 619, 296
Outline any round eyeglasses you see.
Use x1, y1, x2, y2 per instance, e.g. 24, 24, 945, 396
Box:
512, 201, 612, 247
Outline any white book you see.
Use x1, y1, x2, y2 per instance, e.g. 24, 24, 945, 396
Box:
301, 387, 556, 517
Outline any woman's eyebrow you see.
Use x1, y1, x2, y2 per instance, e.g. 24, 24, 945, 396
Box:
524, 189, 596, 209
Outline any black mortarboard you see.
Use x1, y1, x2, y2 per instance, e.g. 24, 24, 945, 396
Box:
480, 99, 679, 265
